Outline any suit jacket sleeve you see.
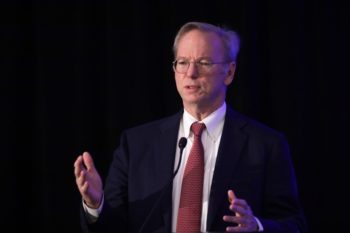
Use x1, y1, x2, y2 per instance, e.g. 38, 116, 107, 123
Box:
258, 133, 307, 232
80, 131, 130, 233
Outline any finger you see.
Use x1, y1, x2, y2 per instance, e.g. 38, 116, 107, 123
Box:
75, 170, 86, 188
230, 204, 252, 216
226, 219, 257, 232
226, 226, 245, 232
80, 180, 89, 194
74, 155, 84, 178
82, 151, 95, 171
223, 215, 250, 225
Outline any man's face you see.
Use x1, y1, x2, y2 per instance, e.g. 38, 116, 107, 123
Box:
174, 29, 235, 111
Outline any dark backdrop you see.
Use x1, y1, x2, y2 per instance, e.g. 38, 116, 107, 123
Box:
2, 0, 349, 232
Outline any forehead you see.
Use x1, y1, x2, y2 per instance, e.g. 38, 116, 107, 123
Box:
176, 29, 225, 59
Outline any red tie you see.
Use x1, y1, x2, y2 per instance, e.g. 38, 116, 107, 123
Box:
177, 122, 206, 232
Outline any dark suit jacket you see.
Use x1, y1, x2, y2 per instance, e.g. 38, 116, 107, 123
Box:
81, 106, 307, 233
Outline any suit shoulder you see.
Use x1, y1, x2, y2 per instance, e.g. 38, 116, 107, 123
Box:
229, 109, 287, 142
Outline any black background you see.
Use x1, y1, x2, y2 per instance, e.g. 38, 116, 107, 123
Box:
2, 0, 349, 232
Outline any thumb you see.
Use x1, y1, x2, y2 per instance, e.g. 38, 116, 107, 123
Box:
228, 189, 236, 204
228, 189, 241, 217
82, 151, 96, 171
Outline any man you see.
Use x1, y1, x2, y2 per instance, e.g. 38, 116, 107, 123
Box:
74, 21, 307, 232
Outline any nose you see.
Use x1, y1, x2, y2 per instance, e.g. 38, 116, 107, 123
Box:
185, 62, 199, 78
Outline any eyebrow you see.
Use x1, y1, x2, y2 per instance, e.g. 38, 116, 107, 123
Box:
176, 56, 213, 61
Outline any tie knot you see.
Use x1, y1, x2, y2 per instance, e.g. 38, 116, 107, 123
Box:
191, 122, 206, 137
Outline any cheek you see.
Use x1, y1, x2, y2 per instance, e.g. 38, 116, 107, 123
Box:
205, 82, 226, 96
204, 76, 225, 90
174, 76, 183, 90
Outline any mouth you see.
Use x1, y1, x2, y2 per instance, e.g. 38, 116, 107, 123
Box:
185, 85, 200, 90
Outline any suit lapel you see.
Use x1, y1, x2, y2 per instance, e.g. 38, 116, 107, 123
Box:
206, 107, 248, 230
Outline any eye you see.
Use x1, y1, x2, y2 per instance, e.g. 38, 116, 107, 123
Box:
177, 60, 189, 66
198, 60, 213, 67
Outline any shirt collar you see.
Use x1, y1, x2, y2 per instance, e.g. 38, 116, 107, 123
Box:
183, 102, 226, 141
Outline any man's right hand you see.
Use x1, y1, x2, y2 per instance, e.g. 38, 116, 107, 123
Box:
74, 152, 103, 209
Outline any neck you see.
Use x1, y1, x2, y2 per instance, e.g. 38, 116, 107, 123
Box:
184, 101, 224, 121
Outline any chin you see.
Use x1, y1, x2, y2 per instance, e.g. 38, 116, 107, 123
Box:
184, 99, 206, 108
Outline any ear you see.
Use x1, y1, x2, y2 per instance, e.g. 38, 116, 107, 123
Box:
224, 62, 236, 86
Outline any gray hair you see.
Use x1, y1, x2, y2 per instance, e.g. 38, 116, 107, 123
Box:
173, 21, 240, 62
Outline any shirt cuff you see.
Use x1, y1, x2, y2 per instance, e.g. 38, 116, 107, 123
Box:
82, 195, 104, 223
254, 217, 264, 232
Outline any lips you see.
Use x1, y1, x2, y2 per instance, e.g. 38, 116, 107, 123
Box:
185, 85, 200, 90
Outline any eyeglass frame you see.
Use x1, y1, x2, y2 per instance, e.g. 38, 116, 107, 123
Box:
172, 58, 233, 74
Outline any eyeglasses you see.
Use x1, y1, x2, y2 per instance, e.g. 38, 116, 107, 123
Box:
172, 59, 231, 75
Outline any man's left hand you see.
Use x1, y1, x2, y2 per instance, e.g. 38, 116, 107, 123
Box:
223, 190, 259, 232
